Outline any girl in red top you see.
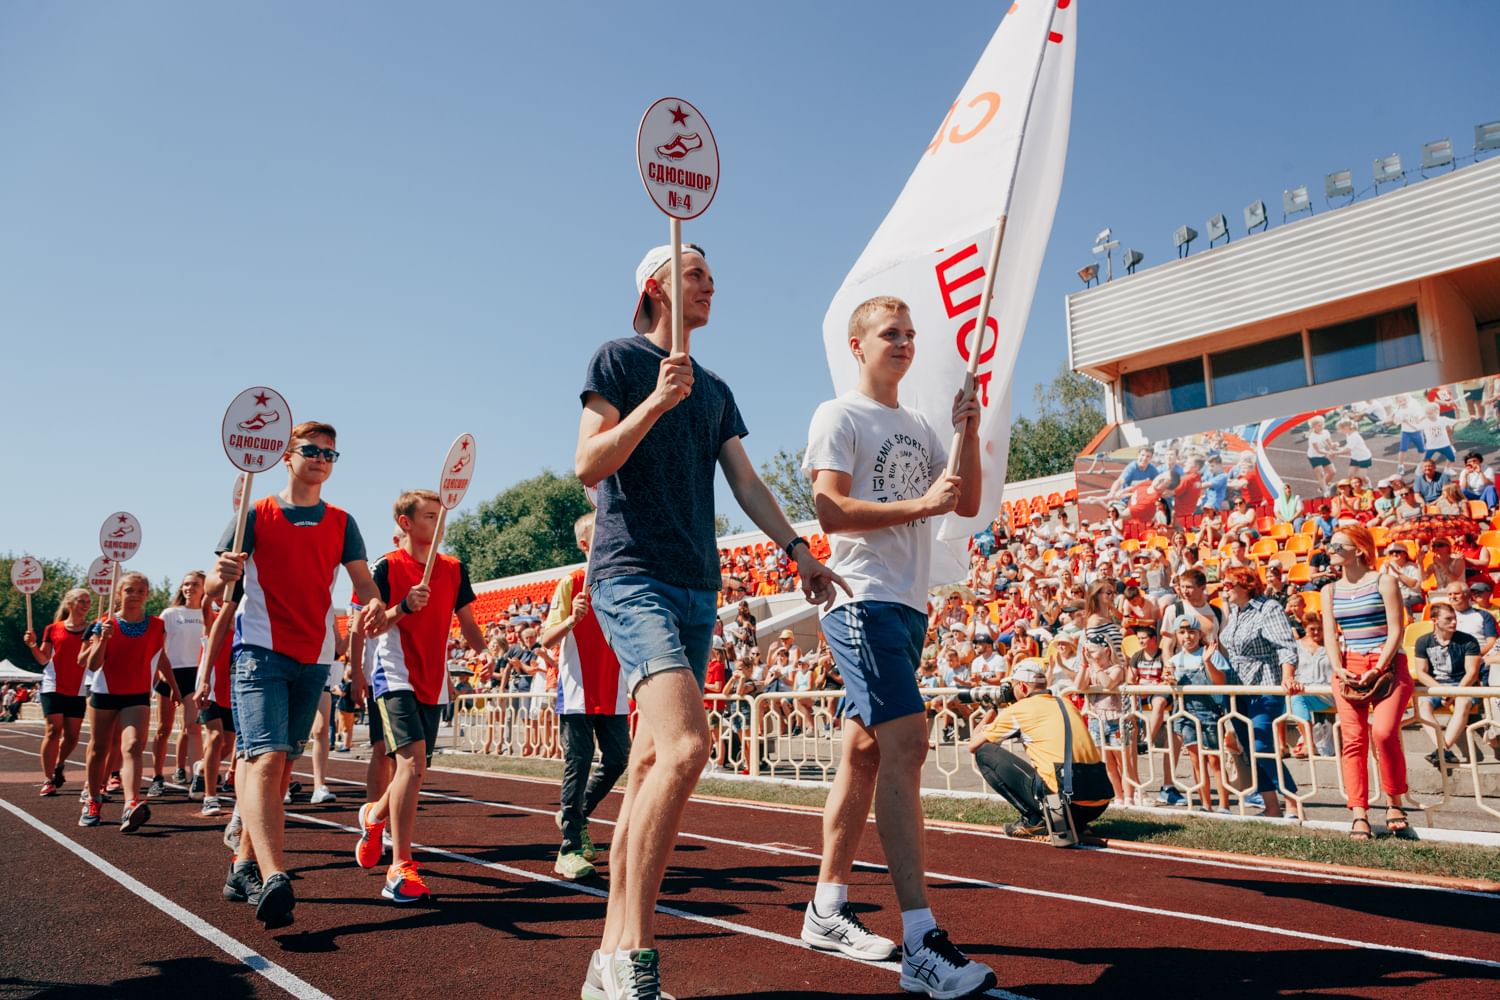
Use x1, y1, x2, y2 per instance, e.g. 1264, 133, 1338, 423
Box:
22, 587, 93, 795
194, 592, 237, 817
79, 571, 183, 833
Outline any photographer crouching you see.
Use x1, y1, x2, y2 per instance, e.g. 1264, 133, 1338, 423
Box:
964, 660, 1113, 843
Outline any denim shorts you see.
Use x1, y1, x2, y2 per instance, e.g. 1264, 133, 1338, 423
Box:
821, 601, 926, 726
231, 643, 329, 760
590, 575, 718, 696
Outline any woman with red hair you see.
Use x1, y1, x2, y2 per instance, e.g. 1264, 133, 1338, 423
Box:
1321, 522, 1412, 839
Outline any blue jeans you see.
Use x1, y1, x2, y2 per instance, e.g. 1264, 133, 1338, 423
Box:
1288, 693, 1333, 724
1229, 694, 1298, 795
231, 643, 329, 761
590, 575, 718, 696
1463, 485, 1498, 509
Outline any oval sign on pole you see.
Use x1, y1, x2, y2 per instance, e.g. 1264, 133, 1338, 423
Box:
99, 511, 143, 563
87, 557, 115, 596
10, 556, 43, 595
637, 97, 719, 221
438, 433, 477, 511
222, 386, 293, 473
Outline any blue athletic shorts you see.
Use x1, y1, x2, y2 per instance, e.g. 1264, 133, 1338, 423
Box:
1399, 430, 1424, 452
821, 601, 926, 726
591, 575, 717, 697
231, 644, 328, 761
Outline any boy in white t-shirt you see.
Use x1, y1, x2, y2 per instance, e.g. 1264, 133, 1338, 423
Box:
798, 294, 995, 998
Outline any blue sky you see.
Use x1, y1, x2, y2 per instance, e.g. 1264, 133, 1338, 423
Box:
2, 1, 1497, 588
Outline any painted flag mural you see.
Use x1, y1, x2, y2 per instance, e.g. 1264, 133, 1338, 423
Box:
820, 0, 1077, 584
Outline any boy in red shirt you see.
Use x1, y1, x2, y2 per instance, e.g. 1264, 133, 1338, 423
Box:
352, 489, 488, 903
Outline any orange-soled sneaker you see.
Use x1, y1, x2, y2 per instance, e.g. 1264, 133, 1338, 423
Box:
354, 802, 387, 869
382, 860, 430, 904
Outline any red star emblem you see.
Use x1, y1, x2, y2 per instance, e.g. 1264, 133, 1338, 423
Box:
117, 515, 129, 524
669, 104, 689, 126
461, 439, 470, 450
253, 391, 270, 406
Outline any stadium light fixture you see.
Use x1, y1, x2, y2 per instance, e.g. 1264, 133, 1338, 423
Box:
1421, 138, 1454, 176
1173, 225, 1197, 259
1373, 153, 1405, 192
1244, 199, 1268, 234
1282, 186, 1312, 222
1077, 263, 1099, 287
1206, 213, 1230, 247
1091, 227, 1120, 280
1477, 121, 1500, 158
1324, 169, 1355, 206
1122, 249, 1144, 275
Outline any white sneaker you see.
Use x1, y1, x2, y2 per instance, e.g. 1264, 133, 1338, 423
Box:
900, 928, 996, 999
310, 786, 337, 805
587, 951, 676, 1000
800, 901, 896, 961
603, 949, 662, 1000
201, 796, 223, 817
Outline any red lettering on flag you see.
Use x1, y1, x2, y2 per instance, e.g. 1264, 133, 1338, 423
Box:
934, 244, 985, 318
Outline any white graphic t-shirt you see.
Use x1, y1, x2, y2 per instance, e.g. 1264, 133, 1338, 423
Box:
804, 391, 949, 615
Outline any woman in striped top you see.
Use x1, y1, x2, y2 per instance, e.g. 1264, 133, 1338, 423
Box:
1320, 524, 1411, 839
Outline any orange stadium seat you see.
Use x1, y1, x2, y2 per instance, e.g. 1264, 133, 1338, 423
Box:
1283, 535, 1313, 557
1469, 500, 1491, 520
1269, 523, 1293, 540
1249, 538, 1278, 560
1288, 563, 1312, 584
1478, 530, 1500, 549
1301, 590, 1322, 615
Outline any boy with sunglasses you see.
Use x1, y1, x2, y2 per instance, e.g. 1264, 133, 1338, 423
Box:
208, 421, 389, 928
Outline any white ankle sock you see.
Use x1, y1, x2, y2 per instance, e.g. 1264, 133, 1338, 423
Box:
813, 881, 847, 913
901, 908, 937, 953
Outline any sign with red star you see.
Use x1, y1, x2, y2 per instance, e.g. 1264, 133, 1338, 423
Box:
221, 385, 293, 473
87, 556, 114, 596
10, 556, 44, 594
438, 432, 478, 510
637, 96, 719, 221
98, 511, 143, 562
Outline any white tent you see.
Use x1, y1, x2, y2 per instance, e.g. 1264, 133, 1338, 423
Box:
0, 659, 42, 683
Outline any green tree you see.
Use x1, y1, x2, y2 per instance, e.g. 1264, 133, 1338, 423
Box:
444, 470, 593, 582
757, 447, 816, 523
1006, 364, 1107, 482
714, 514, 745, 538
0, 555, 85, 674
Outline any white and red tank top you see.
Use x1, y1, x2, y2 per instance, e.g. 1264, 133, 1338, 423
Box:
551, 570, 626, 715
372, 548, 460, 705
40, 621, 89, 696
93, 616, 165, 696
235, 496, 347, 664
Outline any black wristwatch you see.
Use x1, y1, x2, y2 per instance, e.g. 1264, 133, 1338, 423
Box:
784, 536, 809, 560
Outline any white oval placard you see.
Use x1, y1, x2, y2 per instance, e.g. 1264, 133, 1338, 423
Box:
439, 433, 477, 511
222, 386, 293, 473
99, 511, 142, 563
637, 97, 720, 221
87, 556, 114, 596
10, 556, 43, 595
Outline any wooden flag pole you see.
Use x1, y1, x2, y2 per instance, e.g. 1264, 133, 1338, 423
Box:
225, 471, 256, 600
944, 215, 1008, 478
106, 561, 120, 621
669, 217, 685, 356
24, 593, 32, 635
421, 507, 447, 586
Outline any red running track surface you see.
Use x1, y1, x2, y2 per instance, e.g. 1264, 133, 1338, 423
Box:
0, 724, 1496, 999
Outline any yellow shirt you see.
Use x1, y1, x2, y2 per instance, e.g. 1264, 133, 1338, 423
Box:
983, 695, 1109, 803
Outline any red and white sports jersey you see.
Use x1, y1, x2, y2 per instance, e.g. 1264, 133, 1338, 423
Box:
548, 570, 626, 716
40, 621, 88, 696
235, 496, 347, 664
200, 605, 234, 709
92, 616, 165, 696
371, 548, 462, 705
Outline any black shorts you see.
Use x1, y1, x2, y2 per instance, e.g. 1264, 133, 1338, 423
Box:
89, 692, 150, 711
40, 693, 87, 719
198, 702, 236, 733
154, 667, 199, 699
367, 692, 385, 746
377, 691, 440, 756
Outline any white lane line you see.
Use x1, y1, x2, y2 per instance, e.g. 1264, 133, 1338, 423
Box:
286, 810, 1034, 1000
298, 766, 1500, 971
0, 798, 332, 1000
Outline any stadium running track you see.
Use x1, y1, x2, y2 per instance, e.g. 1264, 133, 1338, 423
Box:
0, 722, 1496, 999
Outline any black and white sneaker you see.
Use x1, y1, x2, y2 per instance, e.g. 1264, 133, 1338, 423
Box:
801, 901, 897, 961
899, 928, 996, 999
223, 860, 264, 904
189, 763, 206, 801
145, 776, 166, 798
172, 767, 188, 785
255, 872, 295, 928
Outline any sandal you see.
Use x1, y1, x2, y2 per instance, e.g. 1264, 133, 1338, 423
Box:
1385, 807, 1410, 834
1349, 816, 1372, 841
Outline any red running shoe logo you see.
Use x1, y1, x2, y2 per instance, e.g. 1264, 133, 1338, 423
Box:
655, 133, 703, 160
238, 411, 280, 432
449, 454, 471, 475
109, 526, 134, 538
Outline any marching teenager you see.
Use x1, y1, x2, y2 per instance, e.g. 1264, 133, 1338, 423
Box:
574, 243, 846, 1000
148, 571, 206, 798
352, 489, 487, 904
349, 529, 406, 827
23, 587, 92, 795
207, 421, 389, 928
79, 571, 187, 833
801, 294, 996, 998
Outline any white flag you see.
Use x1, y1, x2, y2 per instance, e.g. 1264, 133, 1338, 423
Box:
820, 0, 1076, 585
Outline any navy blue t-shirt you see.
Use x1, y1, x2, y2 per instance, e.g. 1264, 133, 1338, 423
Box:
581, 335, 749, 591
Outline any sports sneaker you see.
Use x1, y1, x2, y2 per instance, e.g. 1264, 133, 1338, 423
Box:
201, 796, 223, 817
79, 799, 102, 827
310, 786, 337, 804
554, 851, 596, 880
382, 860, 431, 903
79, 786, 91, 804
899, 928, 996, 999
39, 781, 58, 797
355, 802, 387, 869
145, 776, 166, 798
255, 872, 296, 928
581, 949, 609, 1000
223, 860, 264, 904
51, 766, 66, 788
1003, 820, 1046, 838
580, 824, 597, 862
120, 798, 151, 833
801, 901, 897, 961
1158, 785, 1187, 806
105, 772, 123, 795
223, 812, 243, 853
172, 767, 188, 785
189, 772, 206, 802
605, 948, 662, 1000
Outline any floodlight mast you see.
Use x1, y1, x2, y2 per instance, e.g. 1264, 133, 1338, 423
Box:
1092, 228, 1120, 281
